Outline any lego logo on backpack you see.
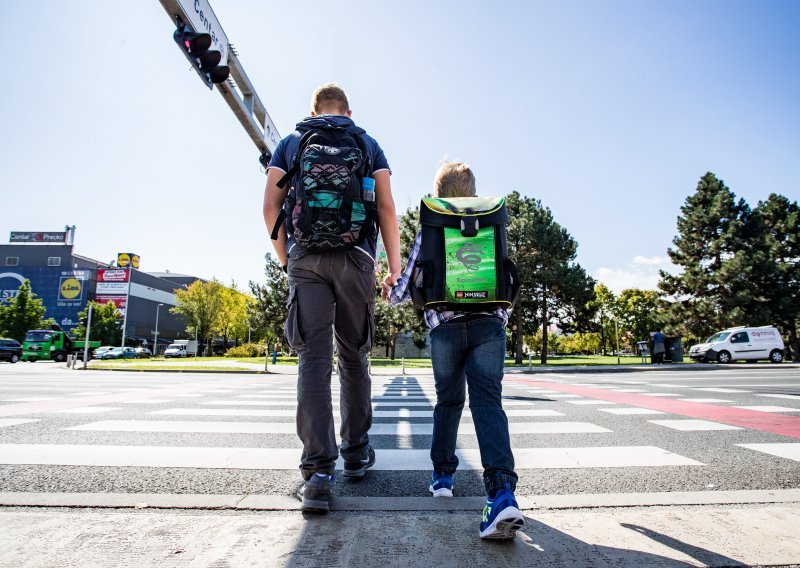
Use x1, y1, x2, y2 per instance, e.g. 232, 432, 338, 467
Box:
456, 291, 489, 299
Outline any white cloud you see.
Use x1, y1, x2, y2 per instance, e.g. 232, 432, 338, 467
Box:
594, 257, 678, 294
632, 255, 668, 266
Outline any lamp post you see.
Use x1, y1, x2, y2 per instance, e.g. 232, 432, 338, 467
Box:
153, 303, 164, 357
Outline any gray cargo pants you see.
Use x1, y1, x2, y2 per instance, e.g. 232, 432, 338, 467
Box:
285, 248, 376, 480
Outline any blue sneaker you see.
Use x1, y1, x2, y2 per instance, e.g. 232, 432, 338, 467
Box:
479, 484, 524, 539
429, 471, 454, 497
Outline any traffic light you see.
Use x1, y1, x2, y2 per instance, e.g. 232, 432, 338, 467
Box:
173, 23, 230, 86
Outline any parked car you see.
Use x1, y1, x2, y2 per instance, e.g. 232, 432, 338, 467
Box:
0, 338, 23, 363
689, 326, 786, 363
100, 347, 138, 360
134, 347, 152, 359
93, 346, 115, 359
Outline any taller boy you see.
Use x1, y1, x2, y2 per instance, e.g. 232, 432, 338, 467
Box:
264, 84, 401, 512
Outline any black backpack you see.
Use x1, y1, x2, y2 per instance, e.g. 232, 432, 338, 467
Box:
410, 196, 520, 311
271, 121, 375, 252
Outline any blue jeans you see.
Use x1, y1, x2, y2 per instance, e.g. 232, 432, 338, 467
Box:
429, 315, 518, 495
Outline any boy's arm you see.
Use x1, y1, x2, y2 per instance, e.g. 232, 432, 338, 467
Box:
383, 232, 421, 304
375, 169, 401, 289
263, 168, 289, 267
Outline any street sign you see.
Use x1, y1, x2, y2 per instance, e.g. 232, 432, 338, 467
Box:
174, 0, 229, 67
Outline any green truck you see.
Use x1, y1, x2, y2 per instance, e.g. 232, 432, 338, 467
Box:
22, 329, 101, 362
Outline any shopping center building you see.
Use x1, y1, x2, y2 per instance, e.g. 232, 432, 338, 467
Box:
0, 229, 201, 354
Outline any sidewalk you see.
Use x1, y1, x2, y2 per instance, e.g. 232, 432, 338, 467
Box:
2, 497, 799, 567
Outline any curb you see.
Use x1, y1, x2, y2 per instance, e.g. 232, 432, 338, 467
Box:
2, 489, 799, 512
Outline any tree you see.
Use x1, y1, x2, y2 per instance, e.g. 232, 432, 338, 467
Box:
171, 279, 226, 356
588, 284, 616, 355
506, 192, 594, 364
0, 280, 52, 342
614, 289, 662, 351
659, 172, 758, 342
755, 193, 800, 357
214, 281, 253, 349
249, 254, 289, 347
72, 301, 122, 346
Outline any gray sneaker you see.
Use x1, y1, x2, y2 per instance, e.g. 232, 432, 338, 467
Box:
296, 473, 334, 513
343, 445, 376, 479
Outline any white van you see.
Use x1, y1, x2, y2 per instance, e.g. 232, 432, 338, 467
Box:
689, 326, 785, 364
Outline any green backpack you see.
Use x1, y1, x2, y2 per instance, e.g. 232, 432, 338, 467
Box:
410, 196, 520, 311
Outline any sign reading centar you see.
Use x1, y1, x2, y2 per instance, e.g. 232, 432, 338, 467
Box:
117, 253, 140, 269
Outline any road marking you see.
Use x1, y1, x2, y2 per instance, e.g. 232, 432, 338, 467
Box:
64, 420, 611, 435
600, 408, 667, 415
121, 400, 173, 404
613, 389, 648, 393
0, 444, 700, 469
3, 398, 61, 402
756, 394, 800, 401
506, 376, 800, 439
647, 420, 742, 431
649, 384, 688, 388
734, 406, 800, 413
638, 393, 682, 397
70, 392, 113, 396
50, 407, 121, 414
543, 394, 582, 399
0, 419, 39, 429
692, 388, 751, 393
678, 399, 733, 403
150, 408, 565, 418
566, 400, 618, 405
737, 443, 800, 462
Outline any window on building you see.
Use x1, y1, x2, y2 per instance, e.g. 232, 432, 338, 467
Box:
47, 257, 61, 267
5, 257, 19, 266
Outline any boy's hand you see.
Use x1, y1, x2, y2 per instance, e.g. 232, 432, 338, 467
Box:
380, 273, 399, 302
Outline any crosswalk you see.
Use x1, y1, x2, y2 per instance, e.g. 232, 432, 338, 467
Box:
1, 370, 800, 493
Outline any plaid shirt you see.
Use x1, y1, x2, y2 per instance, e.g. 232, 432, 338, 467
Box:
389, 232, 508, 330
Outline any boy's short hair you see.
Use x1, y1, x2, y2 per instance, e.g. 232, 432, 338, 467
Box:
433, 162, 477, 198
311, 83, 350, 115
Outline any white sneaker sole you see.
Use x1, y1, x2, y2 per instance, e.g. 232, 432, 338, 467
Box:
429, 485, 454, 497
479, 506, 525, 540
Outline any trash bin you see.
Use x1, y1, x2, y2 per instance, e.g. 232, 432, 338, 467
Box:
666, 336, 683, 363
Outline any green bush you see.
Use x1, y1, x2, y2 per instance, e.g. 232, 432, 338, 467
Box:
224, 343, 267, 358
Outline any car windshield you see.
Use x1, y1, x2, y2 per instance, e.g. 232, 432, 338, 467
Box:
706, 332, 731, 343
25, 331, 52, 342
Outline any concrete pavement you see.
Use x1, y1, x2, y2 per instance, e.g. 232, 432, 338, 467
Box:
2, 498, 800, 567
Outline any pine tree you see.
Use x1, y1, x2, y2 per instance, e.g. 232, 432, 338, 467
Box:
659, 172, 754, 341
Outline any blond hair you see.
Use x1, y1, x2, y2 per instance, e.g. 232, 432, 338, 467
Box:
311, 83, 350, 115
433, 161, 477, 198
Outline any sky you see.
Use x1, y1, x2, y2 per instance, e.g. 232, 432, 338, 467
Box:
1, 1, 798, 294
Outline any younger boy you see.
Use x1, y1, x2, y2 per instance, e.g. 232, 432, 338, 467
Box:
384, 162, 524, 539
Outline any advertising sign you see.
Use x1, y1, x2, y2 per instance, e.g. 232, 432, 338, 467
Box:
96, 281, 128, 295
117, 253, 140, 269
95, 295, 127, 316
9, 231, 67, 243
59, 275, 84, 302
0, 272, 26, 304
97, 269, 130, 283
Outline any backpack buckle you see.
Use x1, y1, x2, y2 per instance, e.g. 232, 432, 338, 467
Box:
460, 216, 479, 237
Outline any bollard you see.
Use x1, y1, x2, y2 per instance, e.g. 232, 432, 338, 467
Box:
402, 356, 406, 375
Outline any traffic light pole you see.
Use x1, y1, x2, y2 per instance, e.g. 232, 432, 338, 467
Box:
158, 0, 280, 162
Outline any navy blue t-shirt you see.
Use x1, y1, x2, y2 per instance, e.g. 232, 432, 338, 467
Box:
268, 115, 390, 260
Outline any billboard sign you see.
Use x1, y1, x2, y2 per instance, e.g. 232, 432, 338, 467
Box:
97, 269, 130, 283
94, 295, 127, 316
117, 253, 140, 269
10, 231, 67, 243
96, 281, 128, 295
0, 272, 26, 304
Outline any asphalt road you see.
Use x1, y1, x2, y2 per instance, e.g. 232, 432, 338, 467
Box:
0, 362, 798, 501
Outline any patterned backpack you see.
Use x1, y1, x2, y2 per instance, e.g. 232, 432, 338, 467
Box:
271, 121, 375, 251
